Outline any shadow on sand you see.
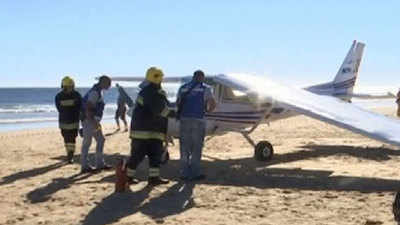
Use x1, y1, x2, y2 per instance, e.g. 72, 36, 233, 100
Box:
78, 144, 400, 225
27, 172, 95, 203
0, 161, 67, 186
0, 152, 125, 187
9, 143, 400, 224
82, 182, 195, 225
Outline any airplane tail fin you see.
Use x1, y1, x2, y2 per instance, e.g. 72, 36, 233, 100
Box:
332, 40, 365, 95
305, 40, 365, 100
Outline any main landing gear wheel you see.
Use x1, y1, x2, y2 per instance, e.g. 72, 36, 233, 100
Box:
254, 141, 274, 161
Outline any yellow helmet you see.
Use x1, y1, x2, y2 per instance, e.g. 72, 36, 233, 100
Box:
61, 76, 75, 87
145, 67, 164, 84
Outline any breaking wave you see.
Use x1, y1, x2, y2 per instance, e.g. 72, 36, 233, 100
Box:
0, 115, 115, 124
0, 104, 119, 114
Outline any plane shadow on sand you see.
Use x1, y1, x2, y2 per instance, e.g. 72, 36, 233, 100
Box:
78, 144, 400, 225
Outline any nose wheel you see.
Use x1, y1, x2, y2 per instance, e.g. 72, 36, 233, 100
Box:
254, 141, 274, 161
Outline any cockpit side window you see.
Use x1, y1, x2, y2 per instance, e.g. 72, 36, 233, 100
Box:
221, 86, 250, 103
203, 78, 218, 98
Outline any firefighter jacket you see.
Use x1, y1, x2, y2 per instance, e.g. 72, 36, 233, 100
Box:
130, 83, 172, 141
55, 90, 82, 129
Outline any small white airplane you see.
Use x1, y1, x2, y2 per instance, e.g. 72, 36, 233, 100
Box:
112, 40, 398, 162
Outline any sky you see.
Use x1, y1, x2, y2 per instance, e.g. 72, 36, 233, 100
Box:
0, 1, 399, 88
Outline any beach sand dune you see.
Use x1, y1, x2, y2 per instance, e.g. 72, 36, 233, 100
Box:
1, 107, 400, 225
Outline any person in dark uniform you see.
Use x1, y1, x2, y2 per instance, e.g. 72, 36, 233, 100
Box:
55, 76, 82, 163
126, 66, 175, 186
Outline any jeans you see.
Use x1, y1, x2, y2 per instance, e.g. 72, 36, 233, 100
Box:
80, 119, 106, 169
179, 118, 206, 179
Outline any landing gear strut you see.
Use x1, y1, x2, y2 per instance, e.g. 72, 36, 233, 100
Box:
238, 107, 275, 162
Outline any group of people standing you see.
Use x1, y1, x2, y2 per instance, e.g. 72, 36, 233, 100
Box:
55, 75, 113, 173
55, 66, 216, 186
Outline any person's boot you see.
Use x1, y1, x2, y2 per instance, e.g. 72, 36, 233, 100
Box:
67, 151, 74, 164
148, 177, 169, 186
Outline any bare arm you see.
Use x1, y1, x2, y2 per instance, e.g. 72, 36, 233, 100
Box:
206, 97, 217, 112
205, 87, 217, 112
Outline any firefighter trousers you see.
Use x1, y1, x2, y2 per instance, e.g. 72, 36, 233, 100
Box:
61, 128, 78, 154
127, 138, 163, 178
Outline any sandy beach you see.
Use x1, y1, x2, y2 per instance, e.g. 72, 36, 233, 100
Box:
1, 107, 400, 225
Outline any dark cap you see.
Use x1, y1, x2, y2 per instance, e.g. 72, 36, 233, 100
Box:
99, 75, 111, 83
193, 70, 205, 78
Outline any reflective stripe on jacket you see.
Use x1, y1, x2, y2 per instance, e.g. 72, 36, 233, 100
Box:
130, 83, 169, 141
55, 90, 82, 129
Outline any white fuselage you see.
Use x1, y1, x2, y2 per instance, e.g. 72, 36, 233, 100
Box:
167, 83, 343, 138
167, 97, 299, 138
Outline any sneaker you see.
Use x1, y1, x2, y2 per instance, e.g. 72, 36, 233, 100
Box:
81, 166, 96, 174
148, 177, 169, 186
191, 174, 206, 181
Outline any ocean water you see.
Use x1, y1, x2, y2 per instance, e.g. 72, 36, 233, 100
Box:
0, 87, 396, 132
0, 87, 178, 132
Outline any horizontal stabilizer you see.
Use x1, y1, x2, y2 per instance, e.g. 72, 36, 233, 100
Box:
338, 92, 396, 99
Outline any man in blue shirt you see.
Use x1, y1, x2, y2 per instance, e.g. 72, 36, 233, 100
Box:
80, 75, 112, 173
177, 70, 216, 181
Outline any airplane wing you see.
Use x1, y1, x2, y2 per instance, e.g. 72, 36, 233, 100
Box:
109, 76, 188, 83
215, 73, 400, 147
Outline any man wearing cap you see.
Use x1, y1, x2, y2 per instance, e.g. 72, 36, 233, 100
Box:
80, 75, 112, 173
176, 70, 216, 181
55, 76, 82, 163
125, 66, 175, 186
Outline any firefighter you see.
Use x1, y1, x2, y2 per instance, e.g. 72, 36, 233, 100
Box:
126, 66, 175, 186
55, 76, 82, 163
